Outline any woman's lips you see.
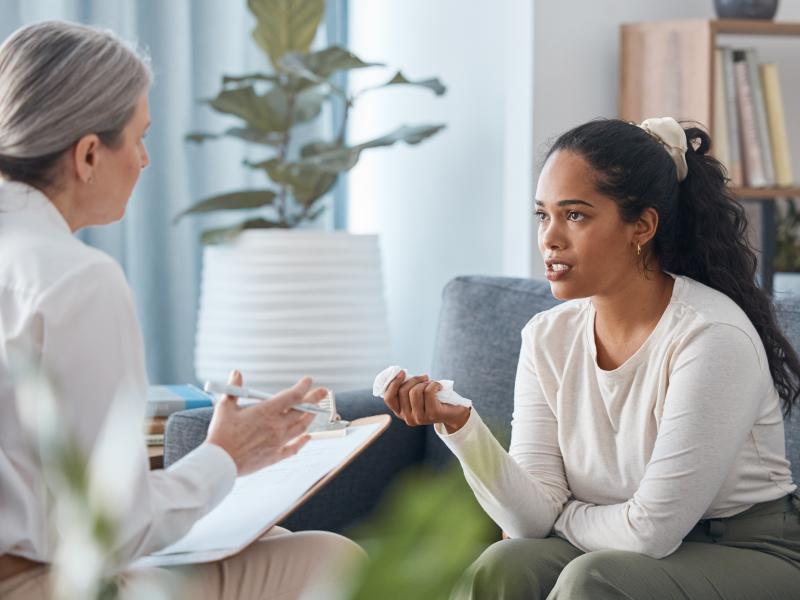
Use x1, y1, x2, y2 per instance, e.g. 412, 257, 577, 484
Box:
545, 263, 572, 282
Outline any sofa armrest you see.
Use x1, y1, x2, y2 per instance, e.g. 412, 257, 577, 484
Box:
163, 388, 427, 533
163, 407, 213, 467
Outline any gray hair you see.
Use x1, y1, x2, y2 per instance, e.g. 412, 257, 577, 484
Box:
0, 20, 152, 186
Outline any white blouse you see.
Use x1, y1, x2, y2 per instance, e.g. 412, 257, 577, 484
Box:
0, 180, 237, 563
437, 274, 796, 558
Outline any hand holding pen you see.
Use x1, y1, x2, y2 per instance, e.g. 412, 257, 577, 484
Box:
205, 370, 328, 475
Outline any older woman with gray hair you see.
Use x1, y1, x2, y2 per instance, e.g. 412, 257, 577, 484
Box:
0, 20, 362, 600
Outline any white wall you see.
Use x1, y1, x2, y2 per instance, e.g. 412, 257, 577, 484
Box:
349, 0, 800, 372
348, 0, 533, 373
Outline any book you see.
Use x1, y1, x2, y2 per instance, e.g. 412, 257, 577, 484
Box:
744, 48, 776, 186
145, 433, 165, 446
721, 47, 744, 186
760, 62, 795, 187
133, 415, 391, 568
147, 385, 213, 417
732, 49, 767, 187
713, 48, 731, 172
144, 416, 167, 435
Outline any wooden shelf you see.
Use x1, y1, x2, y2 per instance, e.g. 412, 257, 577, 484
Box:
731, 187, 800, 199
623, 19, 800, 37
712, 19, 800, 37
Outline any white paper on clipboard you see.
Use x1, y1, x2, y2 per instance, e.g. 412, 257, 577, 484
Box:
132, 420, 384, 569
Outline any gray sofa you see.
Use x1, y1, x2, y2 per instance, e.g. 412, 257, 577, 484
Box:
164, 275, 800, 533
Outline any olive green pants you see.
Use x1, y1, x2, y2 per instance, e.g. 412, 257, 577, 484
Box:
452, 494, 800, 599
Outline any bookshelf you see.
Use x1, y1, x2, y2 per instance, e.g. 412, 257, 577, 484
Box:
619, 19, 800, 293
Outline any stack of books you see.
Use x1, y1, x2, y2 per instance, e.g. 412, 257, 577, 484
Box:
143, 385, 214, 446
714, 47, 794, 189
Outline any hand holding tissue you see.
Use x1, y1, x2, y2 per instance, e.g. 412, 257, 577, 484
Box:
372, 366, 473, 408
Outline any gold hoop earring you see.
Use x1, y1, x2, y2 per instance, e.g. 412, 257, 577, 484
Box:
636, 243, 642, 256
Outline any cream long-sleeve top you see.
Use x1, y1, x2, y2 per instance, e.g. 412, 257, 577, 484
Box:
0, 180, 237, 564
437, 274, 797, 559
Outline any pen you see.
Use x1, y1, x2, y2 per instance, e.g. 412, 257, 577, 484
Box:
203, 381, 331, 416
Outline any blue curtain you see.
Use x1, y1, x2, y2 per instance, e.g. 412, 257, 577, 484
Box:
0, 0, 348, 384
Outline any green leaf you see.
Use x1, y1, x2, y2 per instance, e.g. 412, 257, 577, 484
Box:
173, 190, 277, 224
222, 72, 281, 86
185, 132, 219, 144
346, 467, 495, 600
224, 127, 284, 145
305, 205, 327, 222
359, 124, 447, 149
300, 146, 361, 173
207, 86, 292, 133
186, 128, 283, 146
257, 158, 338, 206
293, 124, 447, 174
278, 52, 325, 84
279, 53, 348, 98
285, 46, 383, 79
247, 0, 325, 69
201, 217, 288, 245
207, 86, 266, 127
359, 70, 447, 96
300, 139, 341, 158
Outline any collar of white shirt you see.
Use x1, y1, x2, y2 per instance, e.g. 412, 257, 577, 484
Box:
0, 178, 72, 235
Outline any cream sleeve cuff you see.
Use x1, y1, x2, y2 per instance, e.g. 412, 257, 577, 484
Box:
167, 442, 238, 511
434, 408, 486, 456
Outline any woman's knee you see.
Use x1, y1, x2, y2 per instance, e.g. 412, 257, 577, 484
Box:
454, 539, 569, 600
550, 550, 636, 597
291, 530, 366, 565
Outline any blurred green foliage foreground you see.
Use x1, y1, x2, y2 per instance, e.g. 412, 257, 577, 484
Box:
343, 466, 497, 600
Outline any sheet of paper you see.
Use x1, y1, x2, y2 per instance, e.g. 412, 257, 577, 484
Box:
132, 422, 380, 569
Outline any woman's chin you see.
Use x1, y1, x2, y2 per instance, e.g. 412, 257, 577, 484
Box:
547, 279, 585, 301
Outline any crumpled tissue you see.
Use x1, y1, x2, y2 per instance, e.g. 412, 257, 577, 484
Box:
372, 365, 472, 408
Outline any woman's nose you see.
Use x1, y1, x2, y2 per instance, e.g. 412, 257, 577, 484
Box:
539, 220, 566, 250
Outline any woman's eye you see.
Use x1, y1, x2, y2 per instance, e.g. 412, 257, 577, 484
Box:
534, 210, 548, 222
567, 211, 585, 222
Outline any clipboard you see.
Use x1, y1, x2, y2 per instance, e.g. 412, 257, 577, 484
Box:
132, 414, 390, 569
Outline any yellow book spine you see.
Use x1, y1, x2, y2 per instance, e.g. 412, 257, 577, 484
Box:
713, 49, 731, 170
760, 63, 794, 187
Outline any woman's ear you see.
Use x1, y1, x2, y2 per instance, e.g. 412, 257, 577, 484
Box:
634, 207, 660, 246
71, 133, 101, 183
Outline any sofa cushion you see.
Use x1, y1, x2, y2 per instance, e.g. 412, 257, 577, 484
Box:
426, 276, 560, 465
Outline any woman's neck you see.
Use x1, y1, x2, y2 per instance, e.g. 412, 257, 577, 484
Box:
592, 269, 674, 346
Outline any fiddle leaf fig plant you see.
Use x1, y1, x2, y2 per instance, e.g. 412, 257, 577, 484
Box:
176, 0, 447, 244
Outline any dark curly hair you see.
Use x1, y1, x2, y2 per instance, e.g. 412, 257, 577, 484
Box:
546, 118, 800, 417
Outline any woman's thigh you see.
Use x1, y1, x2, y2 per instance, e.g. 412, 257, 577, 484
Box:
451, 537, 584, 600
549, 541, 800, 600
168, 528, 365, 600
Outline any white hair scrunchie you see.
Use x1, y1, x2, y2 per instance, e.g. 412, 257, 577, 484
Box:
638, 117, 689, 182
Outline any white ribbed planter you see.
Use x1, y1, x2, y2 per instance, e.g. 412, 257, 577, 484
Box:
195, 231, 391, 392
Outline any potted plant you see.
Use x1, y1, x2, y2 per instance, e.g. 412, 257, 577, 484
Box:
176, 0, 446, 391
773, 198, 800, 297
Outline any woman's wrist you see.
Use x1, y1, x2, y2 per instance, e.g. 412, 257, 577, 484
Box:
442, 407, 471, 434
